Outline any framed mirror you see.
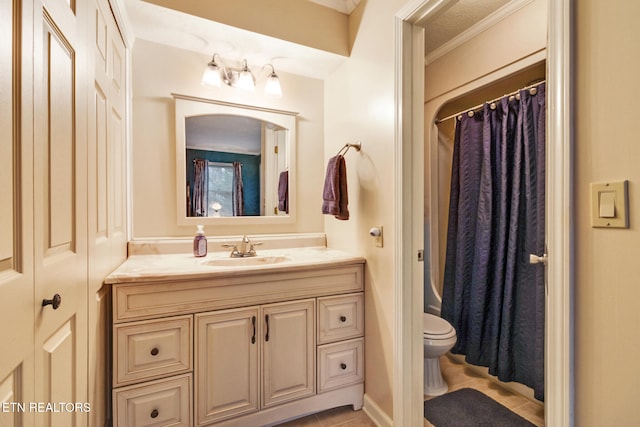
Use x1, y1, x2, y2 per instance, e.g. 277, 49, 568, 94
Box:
174, 94, 297, 225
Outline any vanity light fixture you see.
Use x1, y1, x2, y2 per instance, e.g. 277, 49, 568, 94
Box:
201, 53, 283, 97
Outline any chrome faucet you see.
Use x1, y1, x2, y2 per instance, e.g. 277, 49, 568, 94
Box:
222, 235, 262, 258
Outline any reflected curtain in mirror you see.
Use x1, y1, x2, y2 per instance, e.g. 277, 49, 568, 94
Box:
192, 159, 208, 216
232, 161, 245, 216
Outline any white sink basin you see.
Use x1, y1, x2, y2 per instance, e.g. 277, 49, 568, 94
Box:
201, 255, 291, 267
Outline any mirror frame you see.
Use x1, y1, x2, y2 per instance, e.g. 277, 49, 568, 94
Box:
173, 93, 298, 226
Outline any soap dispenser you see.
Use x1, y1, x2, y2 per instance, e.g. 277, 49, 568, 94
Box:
193, 225, 207, 257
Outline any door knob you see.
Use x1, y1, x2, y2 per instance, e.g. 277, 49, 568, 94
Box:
42, 294, 62, 310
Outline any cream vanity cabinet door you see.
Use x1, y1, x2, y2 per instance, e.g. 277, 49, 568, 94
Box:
262, 299, 316, 408
195, 307, 260, 426
195, 299, 316, 424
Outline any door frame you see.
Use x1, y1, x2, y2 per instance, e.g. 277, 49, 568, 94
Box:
393, 1, 574, 426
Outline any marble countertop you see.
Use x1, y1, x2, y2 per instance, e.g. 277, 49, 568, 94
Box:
104, 246, 365, 285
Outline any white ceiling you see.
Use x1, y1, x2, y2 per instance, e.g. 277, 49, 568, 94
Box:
120, 0, 518, 80
307, 0, 361, 14
121, 0, 348, 80
423, 0, 511, 55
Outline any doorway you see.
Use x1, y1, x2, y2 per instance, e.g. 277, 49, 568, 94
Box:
393, 1, 574, 426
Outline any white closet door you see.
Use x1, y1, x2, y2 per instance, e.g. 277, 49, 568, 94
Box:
32, 0, 89, 423
88, 0, 128, 423
0, 0, 36, 424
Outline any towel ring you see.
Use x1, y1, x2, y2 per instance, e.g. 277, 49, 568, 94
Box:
337, 141, 362, 156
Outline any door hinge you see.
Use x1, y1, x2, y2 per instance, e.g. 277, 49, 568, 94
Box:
274, 146, 279, 154
417, 250, 424, 262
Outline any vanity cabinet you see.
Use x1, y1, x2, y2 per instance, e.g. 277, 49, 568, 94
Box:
109, 259, 364, 427
196, 300, 315, 425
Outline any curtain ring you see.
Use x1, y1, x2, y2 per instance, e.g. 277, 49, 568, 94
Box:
467, 110, 474, 118
529, 87, 538, 96
490, 102, 497, 110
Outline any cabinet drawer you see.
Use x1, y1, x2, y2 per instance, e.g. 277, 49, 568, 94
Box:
113, 374, 192, 427
317, 338, 364, 393
112, 264, 363, 322
318, 293, 364, 344
114, 315, 192, 386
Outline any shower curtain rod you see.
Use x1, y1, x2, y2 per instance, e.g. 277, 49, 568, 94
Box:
435, 80, 546, 125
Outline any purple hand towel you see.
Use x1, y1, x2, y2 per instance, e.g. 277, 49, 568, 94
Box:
321, 155, 349, 220
278, 170, 289, 214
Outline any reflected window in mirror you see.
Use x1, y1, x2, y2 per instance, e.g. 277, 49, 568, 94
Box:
207, 162, 233, 217
190, 159, 235, 217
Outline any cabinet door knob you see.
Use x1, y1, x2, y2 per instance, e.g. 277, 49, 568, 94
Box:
42, 294, 62, 310
150, 347, 159, 356
340, 315, 347, 322
340, 363, 347, 370
251, 316, 256, 344
150, 409, 159, 418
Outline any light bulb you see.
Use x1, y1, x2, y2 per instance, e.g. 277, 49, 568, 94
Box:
201, 62, 222, 87
265, 72, 282, 97
236, 61, 255, 91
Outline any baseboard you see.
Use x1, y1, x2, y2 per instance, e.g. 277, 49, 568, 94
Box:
362, 393, 394, 427
447, 354, 539, 403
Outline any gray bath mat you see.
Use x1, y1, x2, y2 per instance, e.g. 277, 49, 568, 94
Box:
424, 388, 536, 427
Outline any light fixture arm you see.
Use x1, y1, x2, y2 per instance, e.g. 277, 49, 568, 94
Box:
209, 53, 234, 83
259, 63, 276, 77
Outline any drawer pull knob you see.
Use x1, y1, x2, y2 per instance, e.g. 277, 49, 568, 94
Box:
340, 315, 347, 322
265, 314, 270, 342
150, 347, 159, 356
340, 363, 347, 370
42, 294, 62, 310
150, 409, 159, 418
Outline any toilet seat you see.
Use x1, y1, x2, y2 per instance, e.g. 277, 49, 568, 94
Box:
423, 313, 456, 340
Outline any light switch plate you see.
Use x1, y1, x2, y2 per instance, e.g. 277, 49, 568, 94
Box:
591, 180, 629, 228
374, 226, 383, 248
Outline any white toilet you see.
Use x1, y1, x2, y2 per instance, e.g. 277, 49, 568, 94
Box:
423, 312, 457, 396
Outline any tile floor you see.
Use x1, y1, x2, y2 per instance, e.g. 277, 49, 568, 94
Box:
274, 404, 376, 427
275, 354, 544, 427
424, 355, 545, 427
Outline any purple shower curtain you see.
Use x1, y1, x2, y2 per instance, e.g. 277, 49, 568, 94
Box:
441, 83, 546, 401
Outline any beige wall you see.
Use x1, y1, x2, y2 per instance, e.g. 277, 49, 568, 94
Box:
424, 0, 547, 105
324, 0, 403, 417
143, 0, 350, 56
131, 39, 325, 238
575, 1, 640, 425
